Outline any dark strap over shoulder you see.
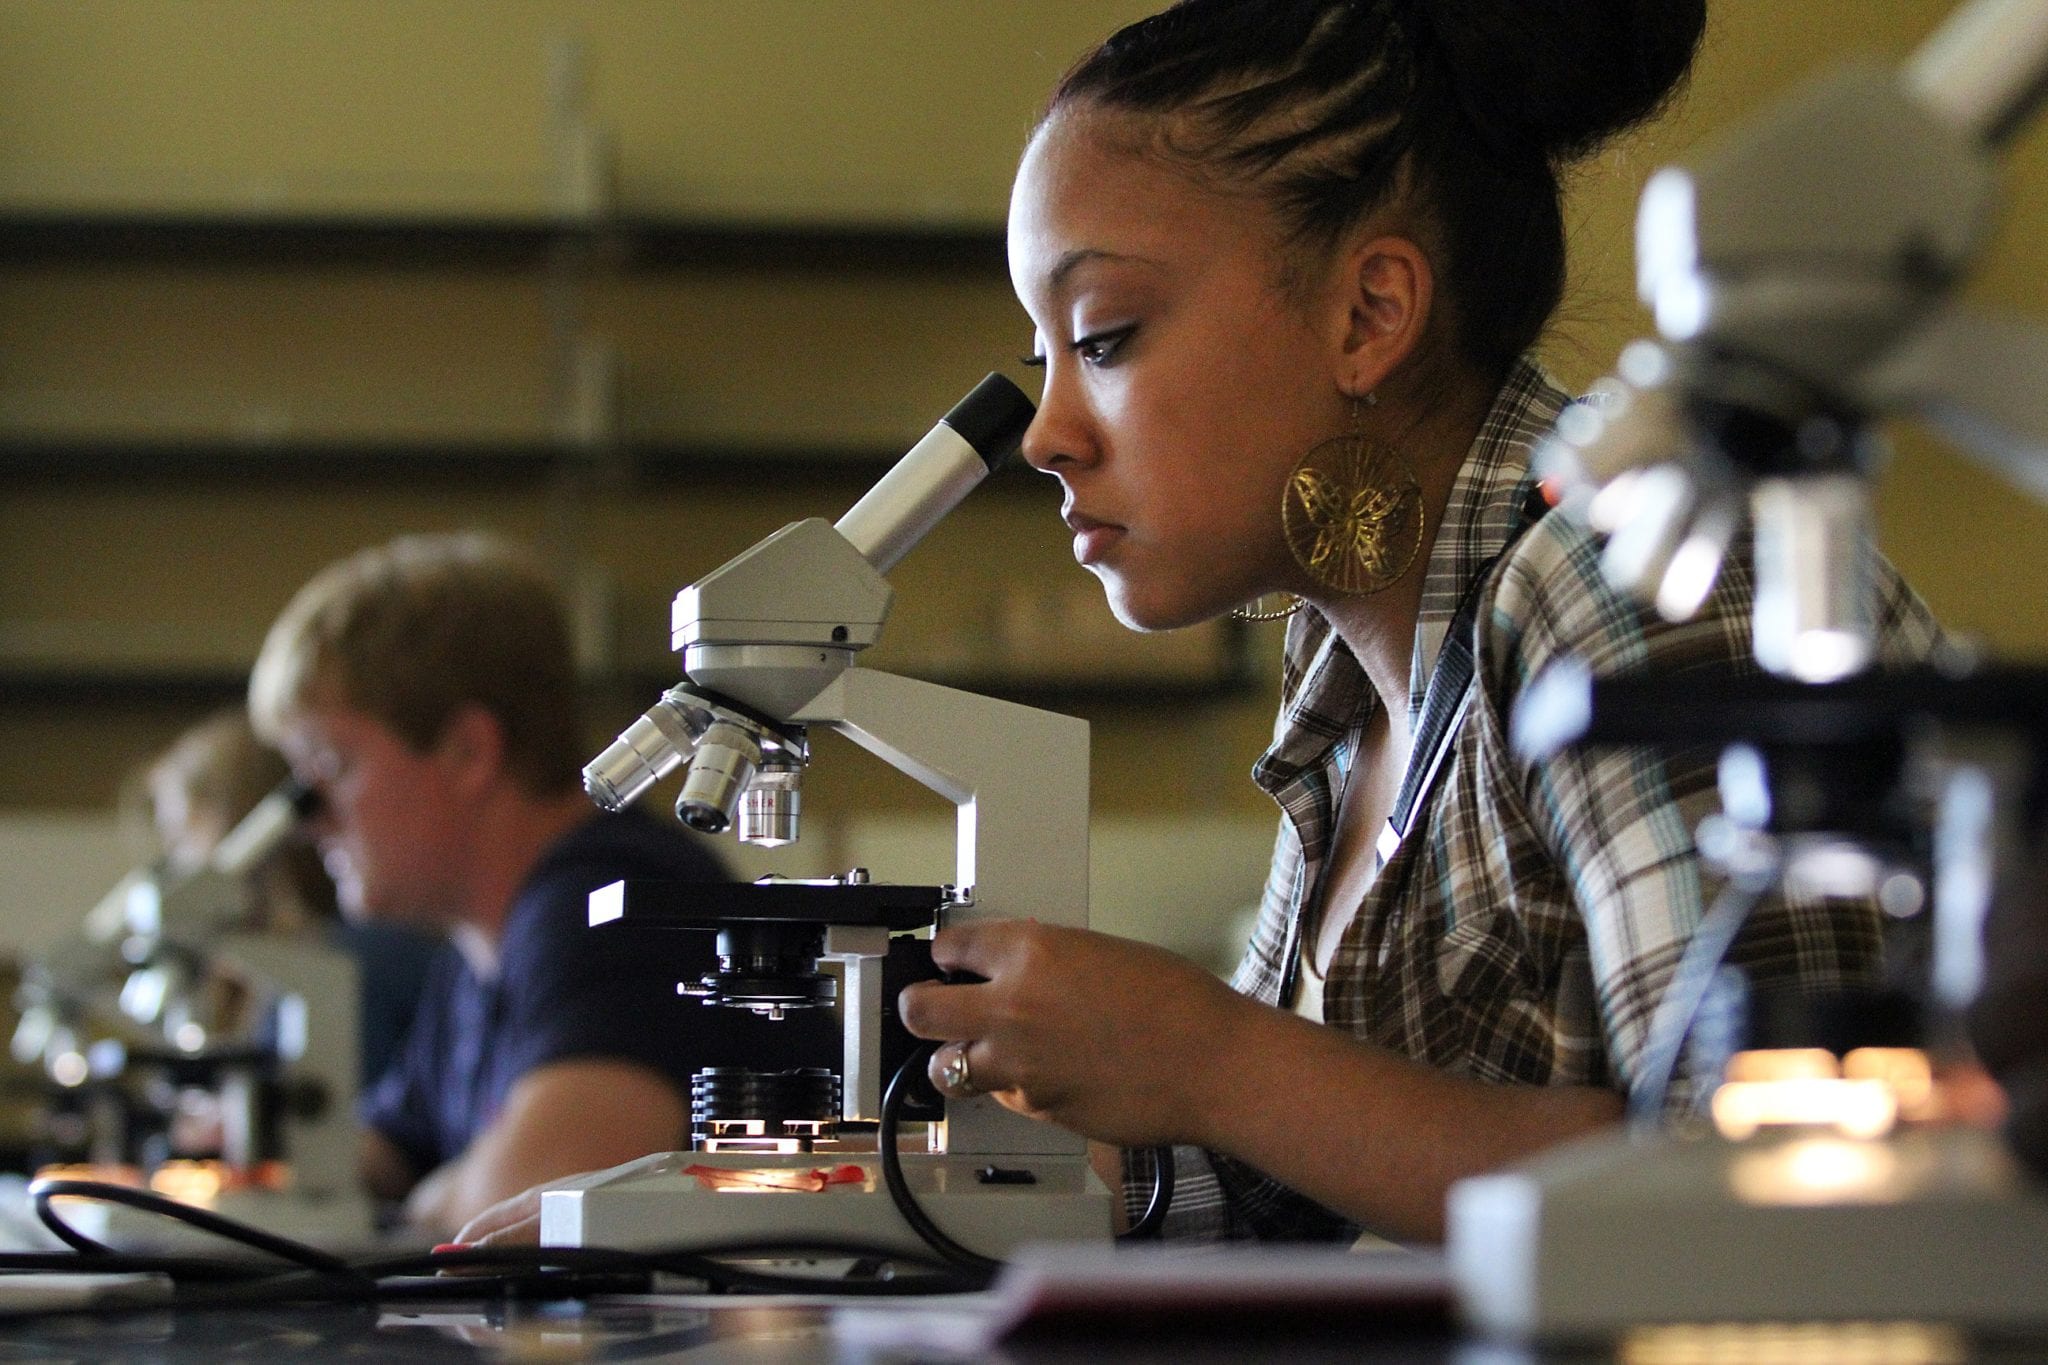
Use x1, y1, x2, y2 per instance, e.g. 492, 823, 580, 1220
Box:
1277, 483, 1551, 1010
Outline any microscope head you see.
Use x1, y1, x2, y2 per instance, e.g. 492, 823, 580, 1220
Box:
582, 373, 1035, 845
1537, 55, 2010, 684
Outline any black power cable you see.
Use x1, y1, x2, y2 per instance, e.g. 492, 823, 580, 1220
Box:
878, 1043, 1005, 1277
877, 1044, 1175, 1267
22, 1178, 987, 1311
30, 1178, 363, 1279
23, 1051, 1174, 1315
1125, 1145, 1176, 1240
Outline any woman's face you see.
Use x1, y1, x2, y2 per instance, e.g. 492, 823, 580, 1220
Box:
1008, 111, 1347, 631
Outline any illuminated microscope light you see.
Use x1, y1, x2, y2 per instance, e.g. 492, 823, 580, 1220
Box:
1715, 1053, 1942, 1211
148, 1160, 225, 1208
145, 1159, 290, 1207
696, 1118, 836, 1156
679, 1164, 865, 1194
34, 1162, 144, 1189
1710, 1046, 1936, 1142
1622, 1319, 1966, 1365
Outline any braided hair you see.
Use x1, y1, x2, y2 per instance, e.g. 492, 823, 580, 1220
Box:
1046, 0, 1705, 384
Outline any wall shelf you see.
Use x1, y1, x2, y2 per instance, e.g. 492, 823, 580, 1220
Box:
0, 437, 573, 484
0, 660, 1263, 711
0, 439, 1064, 486
0, 212, 1007, 273
0, 186, 1213, 734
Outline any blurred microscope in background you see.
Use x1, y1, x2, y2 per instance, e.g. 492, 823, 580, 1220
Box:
6, 711, 425, 1246
1447, 0, 2048, 1340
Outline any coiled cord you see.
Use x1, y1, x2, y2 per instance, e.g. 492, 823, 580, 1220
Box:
878, 1044, 1174, 1268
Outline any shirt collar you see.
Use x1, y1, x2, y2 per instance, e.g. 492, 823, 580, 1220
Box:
1254, 355, 1570, 793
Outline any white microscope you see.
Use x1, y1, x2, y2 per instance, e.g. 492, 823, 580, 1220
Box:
538, 374, 1116, 1262
1446, 0, 2048, 1340
16, 780, 373, 1248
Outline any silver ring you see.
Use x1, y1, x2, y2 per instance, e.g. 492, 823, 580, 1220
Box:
938, 1043, 978, 1096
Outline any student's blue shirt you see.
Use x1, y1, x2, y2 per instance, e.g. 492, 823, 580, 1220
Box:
359, 806, 834, 1177
331, 919, 441, 1086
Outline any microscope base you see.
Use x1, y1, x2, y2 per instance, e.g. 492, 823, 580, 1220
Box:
1447, 1124, 2048, 1340
538, 1148, 1115, 1262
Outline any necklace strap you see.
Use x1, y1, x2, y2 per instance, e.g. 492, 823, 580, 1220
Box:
1277, 482, 1552, 1009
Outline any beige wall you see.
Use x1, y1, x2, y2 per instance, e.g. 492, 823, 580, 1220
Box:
0, 0, 2043, 841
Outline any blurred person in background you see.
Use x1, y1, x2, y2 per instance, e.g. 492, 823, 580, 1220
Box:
138, 706, 440, 1088
248, 532, 830, 1238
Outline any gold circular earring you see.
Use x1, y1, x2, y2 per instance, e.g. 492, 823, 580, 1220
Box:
1280, 393, 1424, 598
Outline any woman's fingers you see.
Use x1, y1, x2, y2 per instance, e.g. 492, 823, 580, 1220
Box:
926, 918, 1006, 974
899, 921, 1025, 1039
897, 919, 1238, 1144
897, 973, 989, 1040
928, 1038, 986, 1097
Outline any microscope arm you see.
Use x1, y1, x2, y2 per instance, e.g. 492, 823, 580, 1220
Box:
1860, 308, 2048, 504
1904, 0, 2048, 146
791, 665, 1089, 1160
791, 667, 1088, 929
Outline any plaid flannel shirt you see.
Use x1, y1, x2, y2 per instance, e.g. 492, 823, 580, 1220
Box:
1128, 357, 1943, 1241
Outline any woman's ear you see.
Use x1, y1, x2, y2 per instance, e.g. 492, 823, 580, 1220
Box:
1333, 234, 1433, 395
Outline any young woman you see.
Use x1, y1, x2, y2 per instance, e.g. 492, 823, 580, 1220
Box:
459, 0, 1937, 1248
895, 0, 1938, 1243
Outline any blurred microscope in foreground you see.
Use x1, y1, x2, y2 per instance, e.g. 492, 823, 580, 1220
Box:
11, 713, 376, 1245
539, 374, 1114, 1263
1447, 0, 2048, 1340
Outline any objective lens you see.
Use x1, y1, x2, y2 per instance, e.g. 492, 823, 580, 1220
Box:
1751, 475, 1873, 682
676, 720, 762, 834
737, 768, 802, 847
584, 699, 695, 811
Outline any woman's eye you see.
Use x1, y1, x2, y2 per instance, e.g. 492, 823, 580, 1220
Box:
1074, 327, 1132, 365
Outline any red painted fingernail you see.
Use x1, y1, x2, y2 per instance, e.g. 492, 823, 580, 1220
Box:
432, 1242, 471, 1254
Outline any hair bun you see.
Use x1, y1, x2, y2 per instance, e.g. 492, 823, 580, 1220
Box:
1402, 0, 1706, 163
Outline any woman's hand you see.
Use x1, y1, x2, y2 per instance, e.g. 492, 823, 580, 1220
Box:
896, 920, 1251, 1148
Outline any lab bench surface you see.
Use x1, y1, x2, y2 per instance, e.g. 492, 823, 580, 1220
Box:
1, 1298, 2047, 1364
0, 1294, 1469, 1363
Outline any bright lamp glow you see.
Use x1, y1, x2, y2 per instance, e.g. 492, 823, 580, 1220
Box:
1711, 1046, 1937, 1141
1729, 1136, 1901, 1207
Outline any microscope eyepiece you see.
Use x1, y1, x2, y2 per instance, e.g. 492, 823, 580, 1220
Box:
834, 372, 1037, 575
939, 372, 1036, 471
209, 776, 322, 879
